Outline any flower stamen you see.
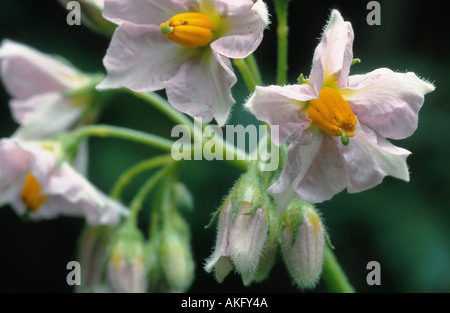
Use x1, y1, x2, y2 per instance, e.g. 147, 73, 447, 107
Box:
160, 12, 214, 48
21, 172, 48, 212
307, 87, 357, 145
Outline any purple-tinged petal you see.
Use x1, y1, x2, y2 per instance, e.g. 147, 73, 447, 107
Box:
210, 0, 267, 59
11, 93, 83, 140
102, 0, 191, 25
166, 50, 236, 126
97, 23, 196, 93
344, 68, 435, 140
0, 40, 86, 99
269, 130, 348, 204
309, 10, 354, 94
342, 123, 410, 193
245, 84, 316, 145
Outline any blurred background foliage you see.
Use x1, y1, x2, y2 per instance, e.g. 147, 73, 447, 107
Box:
0, 0, 448, 292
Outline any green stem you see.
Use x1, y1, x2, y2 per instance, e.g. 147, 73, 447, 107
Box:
69, 124, 174, 152
274, 0, 290, 85
245, 54, 263, 86
233, 59, 256, 92
128, 164, 175, 224
322, 245, 355, 293
110, 154, 174, 200
130, 91, 194, 133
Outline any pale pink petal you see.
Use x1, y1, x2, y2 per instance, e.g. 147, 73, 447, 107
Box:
34, 164, 125, 225
204, 197, 233, 279
102, 0, 191, 25
97, 23, 196, 92
270, 123, 411, 204
210, 0, 267, 59
344, 68, 435, 140
0, 139, 30, 193
0, 39, 86, 98
11, 93, 83, 140
269, 130, 348, 204
245, 84, 316, 145
166, 50, 236, 126
309, 10, 354, 94
342, 123, 410, 193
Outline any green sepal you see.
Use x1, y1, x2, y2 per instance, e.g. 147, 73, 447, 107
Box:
204, 205, 222, 229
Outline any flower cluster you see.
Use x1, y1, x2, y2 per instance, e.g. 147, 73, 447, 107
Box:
0, 0, 435, 293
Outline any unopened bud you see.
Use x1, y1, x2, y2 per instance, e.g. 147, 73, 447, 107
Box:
77, 225, 113, 292
106, 224, 147, 293
205, 166, 279, 286
281, 199, 324, 290
160, 212, 195, 292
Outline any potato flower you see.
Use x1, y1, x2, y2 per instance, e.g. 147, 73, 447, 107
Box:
246, 10, 435, 204
97, 0, 268, 126
0, 137, 126, 225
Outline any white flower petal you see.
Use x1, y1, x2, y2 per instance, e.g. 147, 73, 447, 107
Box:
309, 10, 354, 94
342, 124, 411, 193
0, 39, 86, 99
102, 0, 191, 25
166, 50, 236, 126
345, 68, 435, 140
245, 84, 316, 145
11, 93, 83, 140
97, 23, 195, 93
210, 0, 267, 59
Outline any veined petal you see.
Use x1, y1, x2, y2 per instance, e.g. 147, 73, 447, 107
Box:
102, 0, 191, 26
309, 10, 354, 94
268, 130, 348, 204
342, 123, 411, 193
11, 93, 83, 140
245, 84, 316, 145
210, 0, 268, 59
344, 68, 435, 140
0, 39, 86, 99
97, 23, 196, 92
166, 50, 236, 126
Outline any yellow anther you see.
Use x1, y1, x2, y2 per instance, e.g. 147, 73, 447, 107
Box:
160, 12, 214, 48
21, 172, 48, 212
306, 87, 357, 144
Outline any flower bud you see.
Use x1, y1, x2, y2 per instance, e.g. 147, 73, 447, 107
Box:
160, 212, 195, 292
173, 182, 194, 211
281, 199, 324, 290
205, 165, 279, 286
77, 225, 113, 292
106, 223, 147, 293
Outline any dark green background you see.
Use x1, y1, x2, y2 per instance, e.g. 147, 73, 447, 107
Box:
0, 0, 448, 292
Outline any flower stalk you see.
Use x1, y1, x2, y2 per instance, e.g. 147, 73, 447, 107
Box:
322, 245, 355, 293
